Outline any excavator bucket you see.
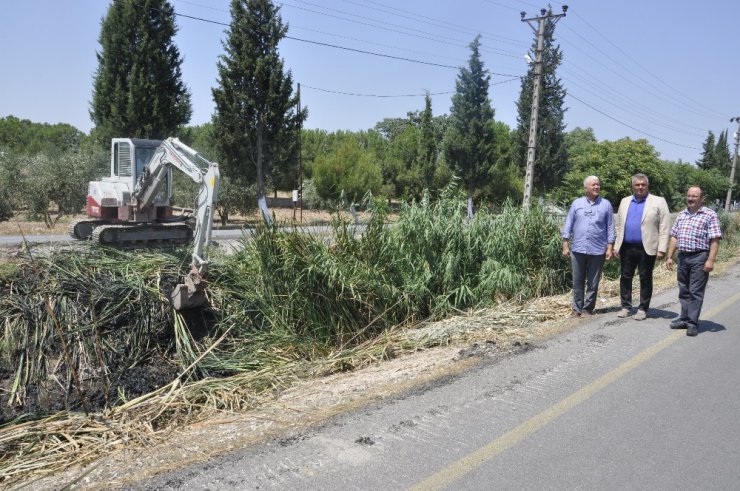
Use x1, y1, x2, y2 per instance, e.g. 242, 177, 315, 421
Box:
169, 271, 207, 310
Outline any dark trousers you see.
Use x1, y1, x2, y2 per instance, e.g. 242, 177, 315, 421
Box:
676, 251, 710, 327
619, 243, 657, 311
570, 251, 605, 313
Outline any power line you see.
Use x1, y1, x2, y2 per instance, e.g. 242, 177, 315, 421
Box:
279, 0, 524, 58
564, 6, 725, 120
302, 86, 453, 98
173, 12, 521, 75
568, 92, 700, 150
301, 76, 519, 98
345, 0, 527, 48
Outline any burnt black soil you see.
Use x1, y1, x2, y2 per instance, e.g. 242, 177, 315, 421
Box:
0, 352, 181, 425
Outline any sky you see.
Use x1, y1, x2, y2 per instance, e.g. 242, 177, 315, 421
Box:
2, 0, 739, 164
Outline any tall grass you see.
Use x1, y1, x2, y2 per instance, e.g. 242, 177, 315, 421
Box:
0, 190, 570, 419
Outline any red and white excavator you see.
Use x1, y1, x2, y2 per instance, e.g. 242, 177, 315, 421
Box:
69, 137, 220, 309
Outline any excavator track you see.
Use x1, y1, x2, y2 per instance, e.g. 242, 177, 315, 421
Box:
68, 219, 112, 240
91, 222, 193, 247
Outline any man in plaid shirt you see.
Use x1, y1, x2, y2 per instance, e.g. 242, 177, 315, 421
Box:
666, 185, 722, 336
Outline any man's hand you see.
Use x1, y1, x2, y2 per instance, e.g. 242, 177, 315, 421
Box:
656, 251, 665, 260
562, 240, 570, 258
704, 259, 715, 272
665, 257, 674, 271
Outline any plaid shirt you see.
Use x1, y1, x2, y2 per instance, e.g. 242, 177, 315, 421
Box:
670, 206, 722, 252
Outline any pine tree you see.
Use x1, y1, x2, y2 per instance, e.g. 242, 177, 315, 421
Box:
212, 0, 306, 211
90, 0, 191, 145
442, 36, 497, 216
514, 10, 568, 197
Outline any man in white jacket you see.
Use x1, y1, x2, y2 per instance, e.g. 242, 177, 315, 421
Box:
614, 173, 671, 320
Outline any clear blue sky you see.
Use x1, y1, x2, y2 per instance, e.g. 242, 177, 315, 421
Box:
2, 0, 738, 164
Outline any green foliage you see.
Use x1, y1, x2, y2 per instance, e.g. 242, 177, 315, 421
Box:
480, 122, 521, 203
664, 162, 728, 209
312, 139, 383, 202
90, 0, 192, 146
212, 0, 306, 204
22, 148, 107, 226
0, 116, 85, 155
442, 39, 491, 197
214, 187, 570, 353
554, 138, 670, 208
696, 130, 717, 170
514, 11, 568, 195
0, 145, 107, 226
416, 93, 438, 194
0, 149, 22, 222
443, 36, 497, 199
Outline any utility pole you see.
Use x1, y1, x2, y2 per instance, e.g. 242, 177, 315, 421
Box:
298, 83, 303, 222
726, 116, 740, 212
520, 5, 567, 209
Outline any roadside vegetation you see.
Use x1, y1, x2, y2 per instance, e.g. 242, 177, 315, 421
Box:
2, 0, 739, 485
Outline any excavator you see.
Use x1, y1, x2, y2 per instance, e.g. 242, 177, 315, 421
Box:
69, 137, 220, 310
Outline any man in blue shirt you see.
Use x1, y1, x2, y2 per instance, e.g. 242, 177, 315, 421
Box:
562, 176, 615, 317
614, 174, 671, 320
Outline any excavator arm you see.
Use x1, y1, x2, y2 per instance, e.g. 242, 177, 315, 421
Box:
132, 137, 220, 309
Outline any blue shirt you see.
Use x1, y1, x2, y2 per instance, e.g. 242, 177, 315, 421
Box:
624, 194, 646, 244
562, 196, 615, 255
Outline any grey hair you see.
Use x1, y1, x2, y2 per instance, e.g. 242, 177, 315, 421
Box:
583, 175, 600, 187
632, 173, 649, 186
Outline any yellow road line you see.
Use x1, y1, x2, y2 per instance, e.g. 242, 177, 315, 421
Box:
410, 291, 740, 491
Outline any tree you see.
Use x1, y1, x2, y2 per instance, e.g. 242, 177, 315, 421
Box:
90, 0, 191, 146
554, 138, 670, 209
312, 138, 383, 202
514, 10, 568, 197
442, 36, 497, 216
416, 93, 438, 194
696, 130, 717, 170
212, 0, 306, 216
715, 129, 732, 175
0, 116, 85, 155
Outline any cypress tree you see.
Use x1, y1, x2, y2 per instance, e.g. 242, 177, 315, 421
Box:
443, 36, 497, 216
696, 130, 716, 170
417, 93, 437, 193
90, 0, 191, 145
715, 129, 732, 174
212, 0, 306, 211
514, 10, 568, 197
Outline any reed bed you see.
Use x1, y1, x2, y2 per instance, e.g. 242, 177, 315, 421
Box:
0, 192, 575, 486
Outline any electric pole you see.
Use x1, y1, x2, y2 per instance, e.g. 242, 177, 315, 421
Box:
521, 5, 567, 209
725, 116, 740, 212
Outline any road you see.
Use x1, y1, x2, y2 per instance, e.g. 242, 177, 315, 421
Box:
128, 262, 740, 490
0, 225, 342, 250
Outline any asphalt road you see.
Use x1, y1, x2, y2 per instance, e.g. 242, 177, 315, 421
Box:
128, 262, 740, 491
0, 225, 340, 250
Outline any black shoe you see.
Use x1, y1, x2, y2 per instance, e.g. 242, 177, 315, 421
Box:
670, 319, 687, 329
686, 324, 698, 337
